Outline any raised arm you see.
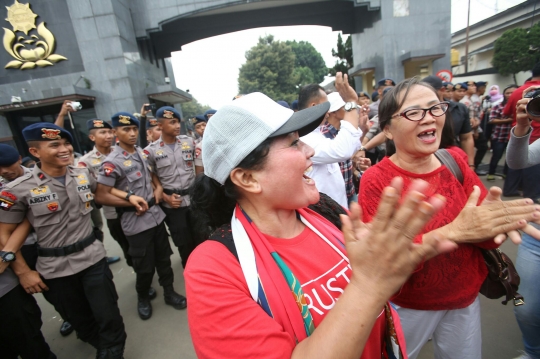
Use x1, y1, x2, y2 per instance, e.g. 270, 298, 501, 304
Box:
507, 95, 540, 169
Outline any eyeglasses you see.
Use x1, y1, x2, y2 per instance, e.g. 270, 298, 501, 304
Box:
391, 102, 449, 122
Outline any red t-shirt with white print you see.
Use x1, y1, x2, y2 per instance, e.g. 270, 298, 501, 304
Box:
185, 226, 387, 359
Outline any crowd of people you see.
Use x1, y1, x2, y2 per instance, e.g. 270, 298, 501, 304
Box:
0, 63, 540, 359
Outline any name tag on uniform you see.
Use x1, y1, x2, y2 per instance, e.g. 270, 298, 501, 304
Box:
28, 193, 58, 205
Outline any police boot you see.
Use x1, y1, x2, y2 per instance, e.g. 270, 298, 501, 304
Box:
163, 286, 187, 310
148, 286, 157, 300
137, 296, 152, 320
95, 344, 125, 359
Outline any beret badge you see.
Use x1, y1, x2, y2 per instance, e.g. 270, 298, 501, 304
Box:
41, 128, 61, 140
118, 115, 131, 124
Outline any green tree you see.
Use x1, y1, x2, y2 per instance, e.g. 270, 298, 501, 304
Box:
181, 97, 211, 119
492, 24, 540, 83
286, 40, 328, 86
238, 35, 298, 104
329, 33, 354, 86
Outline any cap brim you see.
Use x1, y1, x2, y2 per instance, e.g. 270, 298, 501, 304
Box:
269, 101, 330, 138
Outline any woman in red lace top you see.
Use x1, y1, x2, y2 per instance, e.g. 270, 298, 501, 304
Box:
359, 78, 540, 359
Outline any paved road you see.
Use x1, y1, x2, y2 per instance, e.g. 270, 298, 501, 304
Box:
36, 170, 526, 359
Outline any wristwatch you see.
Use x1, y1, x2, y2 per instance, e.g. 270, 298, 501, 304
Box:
344, 102, 359, 112
359, 146, 367, 152
125, 190, 134, 201
0, 251, 16, 262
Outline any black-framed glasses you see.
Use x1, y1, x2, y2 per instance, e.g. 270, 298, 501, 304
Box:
391, 102, 450, 122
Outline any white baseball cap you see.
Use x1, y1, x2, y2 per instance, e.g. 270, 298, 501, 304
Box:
327, 92, 346, 112
202, 92, 330, 184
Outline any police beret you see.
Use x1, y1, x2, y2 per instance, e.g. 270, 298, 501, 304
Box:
155, 106, 181, 120
377, 78, 396, 87
204, 109, 217, 120
147, 117, 158, 128
466, 80, 476, 86
291, 99, 299, 110
476, 81, 488, 87
87, 118, 112, 130
357, 91, 370, 98
111, 112, 139, 128
455, 82, 468, 91
0, 144, 20, 166
22, 122, 74, 143
193, 115, 207, 126
276, 101, 290, 109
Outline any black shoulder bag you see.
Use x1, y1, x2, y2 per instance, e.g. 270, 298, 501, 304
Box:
434, 149, 524, 306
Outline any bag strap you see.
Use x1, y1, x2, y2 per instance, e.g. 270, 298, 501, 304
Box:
434, 149, 463, 185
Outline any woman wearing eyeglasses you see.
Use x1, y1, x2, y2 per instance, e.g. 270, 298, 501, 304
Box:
359, 77, 540, 359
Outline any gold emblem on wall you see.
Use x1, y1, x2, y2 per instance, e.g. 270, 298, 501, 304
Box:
3, 0, 67, 70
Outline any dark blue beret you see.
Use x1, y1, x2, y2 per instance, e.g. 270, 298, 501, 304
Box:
455, 82, 468, 91
111, 112, 139, 127
371, 91, 379, 102
204, 109, 216, 120
22, 122, 73, 143
358, 91, 370, 98
155, 106, 181, 120
291, 100, 299, 110
87, 118, 112, 130
21, 156, 33, 166
276, 101, 290, 109
147, 117, 158, 128
377, 78, 396, 87
476, 81, 488, 87
0, 144, 20, 166
193, 115, 207, 126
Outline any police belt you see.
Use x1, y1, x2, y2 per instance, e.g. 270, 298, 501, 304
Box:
37, 232, 96, 257
119, 197, 156, 213
163, 188, 189, 196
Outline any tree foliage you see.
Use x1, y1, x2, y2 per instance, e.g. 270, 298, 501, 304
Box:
286, 40, 328, 86
328, 33, 354, 85
238, 35, 298, 104
181, 96, 211, 119
492, 23, 540, 83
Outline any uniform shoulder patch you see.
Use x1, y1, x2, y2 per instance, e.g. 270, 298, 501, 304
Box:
103, 162, 116, 176
0, 197, 14, 211
78, 161, 87, 167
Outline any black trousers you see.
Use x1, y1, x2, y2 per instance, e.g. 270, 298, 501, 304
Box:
107, 217, 132, 266
474, 131, 489, 168
161, 205, 194, 268
0, 284, 56, 359
126, 221, 174, 298
42, 259, 126, 350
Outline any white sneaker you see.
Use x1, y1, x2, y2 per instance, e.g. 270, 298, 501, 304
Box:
512, 351, 532, 359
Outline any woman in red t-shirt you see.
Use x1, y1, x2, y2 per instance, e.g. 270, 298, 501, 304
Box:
184, 74, 466, 359
359, 78, 540, 359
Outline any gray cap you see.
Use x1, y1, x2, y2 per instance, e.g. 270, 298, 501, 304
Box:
202, 92, 329, 184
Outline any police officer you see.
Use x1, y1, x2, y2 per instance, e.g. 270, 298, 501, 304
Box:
0, 123, 138, 359
0, 144, 75, 338
145, 107, 202, 268
78, 120, 129, 264
193, 114, 206, 144
0, 144, 57, 359
97, 112, 186, 321
192, 116, 206, 174
78, 119, 122, 265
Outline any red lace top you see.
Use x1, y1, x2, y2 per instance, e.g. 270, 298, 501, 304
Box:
359, 154, 498, 310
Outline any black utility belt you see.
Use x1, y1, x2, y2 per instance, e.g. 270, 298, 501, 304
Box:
163, 188, 189, 196
119, 197, 156, 213
37, 232, 96, 257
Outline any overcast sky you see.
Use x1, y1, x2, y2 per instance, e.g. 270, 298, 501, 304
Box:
171, 0, 526, 109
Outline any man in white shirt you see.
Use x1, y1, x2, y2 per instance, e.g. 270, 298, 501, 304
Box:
298, 74, 367, 208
